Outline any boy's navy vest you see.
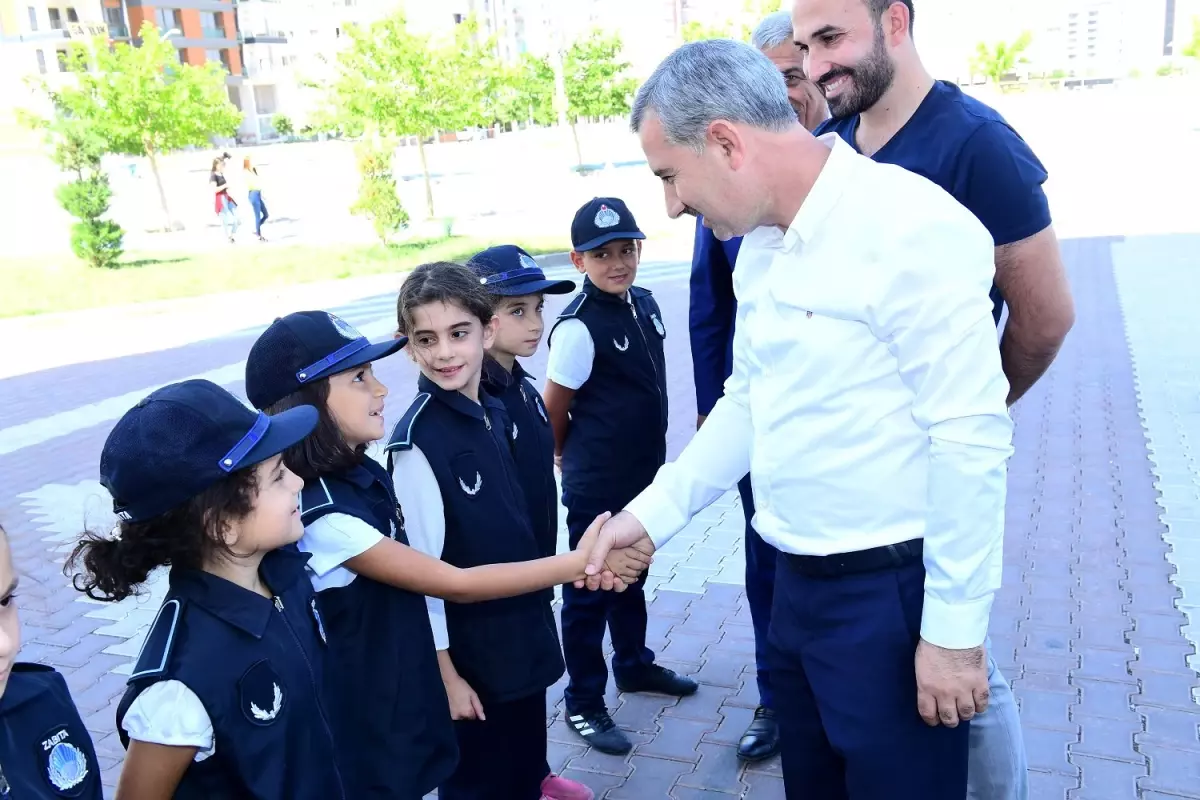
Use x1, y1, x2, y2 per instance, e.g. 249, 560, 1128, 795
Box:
0, 664, 103, 799
114, 548, 347, 800
480, 358, 559, 566
551, 278, 669, 506
386, 375, 565, 704
298, 458, 457, 799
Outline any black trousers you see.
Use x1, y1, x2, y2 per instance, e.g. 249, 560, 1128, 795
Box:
768, 555, 970, 798
438, 690, 550, 800
560, 492, 655, 714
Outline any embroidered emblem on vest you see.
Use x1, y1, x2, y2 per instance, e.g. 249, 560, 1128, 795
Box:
594, 204, 620, 228
40, 726, 89, 794
651, 314, 665, 337
512, 422, 519, 440
535, 396, 548, 423
241, 660, 286, 726
327, 312, 361, 340
613, 336, 629, 352
311, 598, 327, 644
459, 472, 483, 496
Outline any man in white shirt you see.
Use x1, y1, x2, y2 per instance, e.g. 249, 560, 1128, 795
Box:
585, 39, 1014, 798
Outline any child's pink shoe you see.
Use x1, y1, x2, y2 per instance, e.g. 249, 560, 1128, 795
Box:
540, 773, 594, 800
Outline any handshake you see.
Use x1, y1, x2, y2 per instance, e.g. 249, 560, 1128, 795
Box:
571, 511, 657, 592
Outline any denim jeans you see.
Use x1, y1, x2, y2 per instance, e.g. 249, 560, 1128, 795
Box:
967, 640, 1029, 800
248, 189, 268, 236
218, 195, 240, 239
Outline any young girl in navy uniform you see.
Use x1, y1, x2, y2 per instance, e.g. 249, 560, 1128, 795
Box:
243, 309, 642, 800
0, 523, 103, 799
66, 379, 345, 799
391, 262, 647, 800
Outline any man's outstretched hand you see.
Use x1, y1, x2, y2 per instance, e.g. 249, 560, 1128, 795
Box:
573, 511, 656, 590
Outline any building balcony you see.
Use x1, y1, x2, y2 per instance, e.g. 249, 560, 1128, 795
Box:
241, 31, 289, 44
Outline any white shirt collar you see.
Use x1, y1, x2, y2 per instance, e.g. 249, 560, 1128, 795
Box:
782, 133, 857, 252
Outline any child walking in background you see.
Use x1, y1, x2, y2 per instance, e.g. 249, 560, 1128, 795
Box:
244, 308, 640, 799
391, 262, 635, 800
67, 379, 348, 799
544, 198, 698, 755
243, 157, 269, 241
0, 523, 103, 799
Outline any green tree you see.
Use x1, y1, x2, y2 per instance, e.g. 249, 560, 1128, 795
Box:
351, 142, 409, 244
681, 20, 736, 42
38, 24, 241, 231
681, 0, 784, 42
1182, 16, 1200, 59
970, 31, 1033, 84
326, 13, 500, 218
490, 53, 556, 129
273, 114, 294, 138
562, 29, 638, 167
44, 118, 125, 268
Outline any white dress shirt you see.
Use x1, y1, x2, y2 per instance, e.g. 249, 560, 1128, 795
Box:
626, 134, 1014, 650
389, 444, 452, 650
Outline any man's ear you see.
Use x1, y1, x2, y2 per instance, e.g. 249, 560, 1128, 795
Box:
708, 120, 746, 170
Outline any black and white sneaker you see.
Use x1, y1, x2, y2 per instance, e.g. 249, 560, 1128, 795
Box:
566, 709, 632, 755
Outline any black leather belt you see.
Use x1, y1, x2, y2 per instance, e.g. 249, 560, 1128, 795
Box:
783, 538, 923, 578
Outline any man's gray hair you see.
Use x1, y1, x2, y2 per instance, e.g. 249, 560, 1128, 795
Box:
750, 11, 795, 51
630, 39, 795, 150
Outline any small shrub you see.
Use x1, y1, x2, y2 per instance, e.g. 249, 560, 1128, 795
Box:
351, 143, 409, 244
273, 114, 294, 137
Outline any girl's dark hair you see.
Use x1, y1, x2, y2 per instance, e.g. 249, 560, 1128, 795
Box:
65, 468, 261, 602
265, 379, 363, 481
396, 261, 495, 336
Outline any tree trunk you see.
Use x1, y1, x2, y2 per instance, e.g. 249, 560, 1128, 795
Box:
416, 135, 435, 219
569, 120, 583, 170
145, 147, 175, 231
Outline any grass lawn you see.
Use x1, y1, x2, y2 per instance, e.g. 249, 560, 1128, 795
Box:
1, 235, 569, 318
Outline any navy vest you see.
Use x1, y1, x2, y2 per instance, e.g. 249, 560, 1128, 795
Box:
0, 664, 102, 799
480, 358, 559, 561
114, 548, 347, 799
115, 551, 348, 800
299, 459, 457, 799
386, 375, 565, 704
551, 278, 669, 506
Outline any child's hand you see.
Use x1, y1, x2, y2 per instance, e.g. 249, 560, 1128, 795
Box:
444, 674, 485, 721
553, 454, 563, 475
605, 545, 653, 585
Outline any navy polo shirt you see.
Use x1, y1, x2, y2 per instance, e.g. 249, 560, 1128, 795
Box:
816, 80, 1053, 322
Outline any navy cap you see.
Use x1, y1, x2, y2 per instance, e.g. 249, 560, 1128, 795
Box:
100, 379, 318, 523
468, 245, 576, 296
571, 197, 646, 252
245, 311, 407, 410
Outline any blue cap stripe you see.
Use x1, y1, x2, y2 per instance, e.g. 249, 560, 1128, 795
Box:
479, 267, 543, 286
218, 412, 271, 472
296, 337, 371, 383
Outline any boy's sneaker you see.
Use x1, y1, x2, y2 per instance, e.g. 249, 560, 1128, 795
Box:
566, 710, 632, 755
615, 664, 699, 697
540, 773, 594, 800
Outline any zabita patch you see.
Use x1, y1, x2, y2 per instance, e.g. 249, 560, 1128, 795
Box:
37, 724, 92, 797
240, 659, 286, 726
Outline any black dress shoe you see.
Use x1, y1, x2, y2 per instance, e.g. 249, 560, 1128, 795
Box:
737, 706, 780, 762
615, 665, 699, 697
565, 709, 632, 755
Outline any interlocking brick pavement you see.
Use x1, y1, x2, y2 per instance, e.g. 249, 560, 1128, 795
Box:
3, 235, 1198, 798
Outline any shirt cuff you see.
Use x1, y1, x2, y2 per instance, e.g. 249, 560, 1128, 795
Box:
624, 482, 687, 550
919, 592, 994, 650
427, 597, 449, 650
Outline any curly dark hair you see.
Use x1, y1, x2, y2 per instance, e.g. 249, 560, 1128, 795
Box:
265, 379, 364, 481
396, 261, 495, 336
65, 467, 261, 602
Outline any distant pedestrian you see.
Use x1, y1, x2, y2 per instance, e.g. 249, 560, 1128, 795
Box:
244, 156, 269, 241
210, 157, 240, 242
0, 522, 104, 799
67, 379, 350, 798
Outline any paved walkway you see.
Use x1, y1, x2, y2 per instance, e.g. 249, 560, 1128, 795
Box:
2, 234, 1198, 798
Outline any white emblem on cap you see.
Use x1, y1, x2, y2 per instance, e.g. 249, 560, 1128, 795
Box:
327, 313, 361, 340
594, 205, 620, 228
518, 253, 539, 271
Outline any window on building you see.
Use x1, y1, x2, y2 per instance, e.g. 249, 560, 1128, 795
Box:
55, 49, 69, 71
36, 50, 48, 74
254, 84, 277, 114
227, 86, 242, 111
453, 13, 464, 24
28, 6, 38, 32
67, 7, 78, 22
201, 11, 223, 39
48, 8, 62, 29
177, 48, 187, 65
156, 8, 180, 32
104, 7, 127, 36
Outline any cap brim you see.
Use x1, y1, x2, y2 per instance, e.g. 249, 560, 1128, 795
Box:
574, 231, 646, 252
244, 404, 320, 467
489, 278, 577, 297
310, 337, 407, 383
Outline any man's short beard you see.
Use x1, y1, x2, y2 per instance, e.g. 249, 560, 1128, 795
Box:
823, 24, 896, 119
